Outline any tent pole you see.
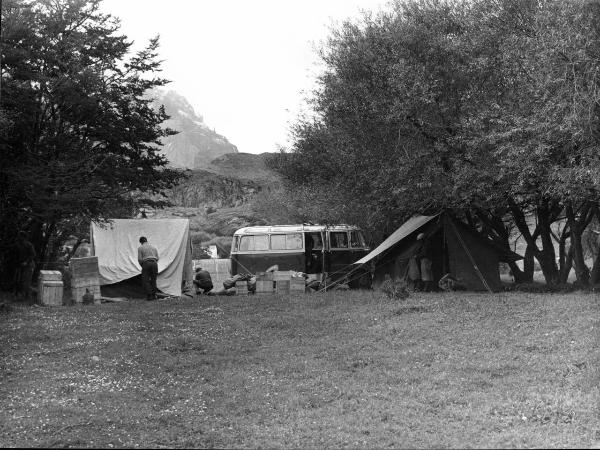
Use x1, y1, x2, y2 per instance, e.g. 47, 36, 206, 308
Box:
448, 217, 493, 293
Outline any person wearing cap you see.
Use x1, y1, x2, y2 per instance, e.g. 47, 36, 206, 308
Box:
193, 266, 213, 295
416, 232, 434, 292
138, 236, 159, 300
406, 235, 422, 291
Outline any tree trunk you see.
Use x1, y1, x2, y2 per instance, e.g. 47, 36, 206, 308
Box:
559, 246, 573, 284
522, 245, 535, 282
536, 203, 559, 285
566, 204, 590, 287
591, 251, 600, 285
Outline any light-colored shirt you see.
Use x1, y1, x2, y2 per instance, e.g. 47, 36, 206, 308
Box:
138, 242, 159, 265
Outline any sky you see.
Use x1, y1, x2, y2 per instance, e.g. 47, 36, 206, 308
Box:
100, 0, 389, 154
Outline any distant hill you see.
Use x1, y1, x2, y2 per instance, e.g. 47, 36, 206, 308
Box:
167, 153, 280, 209
202, 152, 279, 183
153, 89, 238, 168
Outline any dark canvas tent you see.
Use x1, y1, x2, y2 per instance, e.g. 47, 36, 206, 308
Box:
354, 213, 520, 292
90, 219, 193, 298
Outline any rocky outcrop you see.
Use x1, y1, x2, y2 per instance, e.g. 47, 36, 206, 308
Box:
152, 89, 238, 169
169, 169, 262, 209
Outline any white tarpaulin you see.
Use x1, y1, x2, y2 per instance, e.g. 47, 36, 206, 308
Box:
353, 214, 439, 265
90, 219, 192, 296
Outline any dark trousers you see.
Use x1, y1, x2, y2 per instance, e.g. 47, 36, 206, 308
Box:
141, 260, 158, 299
194, 280, 213, 294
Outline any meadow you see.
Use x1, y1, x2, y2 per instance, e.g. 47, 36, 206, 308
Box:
1, 290, 599, 448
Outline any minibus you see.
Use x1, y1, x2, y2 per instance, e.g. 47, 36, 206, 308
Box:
230, 224, 370, 288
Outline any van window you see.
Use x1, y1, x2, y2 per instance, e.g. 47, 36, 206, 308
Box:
330, 232, 348, 248
308, 233, 323, 250
286, 233, 303, 250
255, 235, 269, 251
350, 231, 366, 248
270, 234, 286, 250
232, 236, 240, 252
239, 235, 269, 251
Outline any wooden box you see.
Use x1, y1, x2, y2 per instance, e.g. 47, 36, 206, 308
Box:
236, 281, 249, 295
273, 271, 293, 281
256, 279, 275, 294
71, 257, 99, 278
290, 277, 306, 293
276, 280, 290, 294
39, 270, 62, 281
39, 281, 64, 306
72, 285, 101, 304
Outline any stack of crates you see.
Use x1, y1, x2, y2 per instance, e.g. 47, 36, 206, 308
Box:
290, 275, 306, 294
255, 272, 275, 294
70, 256, 101, 304
274, 271, 293, 294
38, 270, 64, 306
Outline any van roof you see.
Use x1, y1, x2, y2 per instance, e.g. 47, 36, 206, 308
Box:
233, 224, 361, 235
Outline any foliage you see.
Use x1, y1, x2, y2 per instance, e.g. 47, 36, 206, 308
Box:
0, 0, 183, 272
272, 0, 600, 285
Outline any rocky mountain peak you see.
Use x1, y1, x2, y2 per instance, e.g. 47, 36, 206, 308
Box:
152, 89, 238, 169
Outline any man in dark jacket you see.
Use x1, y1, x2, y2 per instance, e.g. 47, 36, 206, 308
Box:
138, 236, 159, 300
193, 267, 213, 294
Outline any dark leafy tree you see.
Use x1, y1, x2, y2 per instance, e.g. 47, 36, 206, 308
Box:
0, 0, 183, 277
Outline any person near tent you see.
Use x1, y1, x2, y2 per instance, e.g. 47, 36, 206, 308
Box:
406, 251, 421, 291
416, 232, 435, 292
14, 231, 36, 301
193, 266, 213, 295
138, 236, 159, 300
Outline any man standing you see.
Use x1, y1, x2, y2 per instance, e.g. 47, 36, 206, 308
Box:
416, 232, 434, 292
14, 231, 36, 301
138, 236, 159, 300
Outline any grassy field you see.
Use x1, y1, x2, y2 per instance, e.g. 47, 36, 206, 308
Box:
1, 290, 599, 448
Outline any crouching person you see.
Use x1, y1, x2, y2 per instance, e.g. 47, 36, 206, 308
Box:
193, 267, 213, 295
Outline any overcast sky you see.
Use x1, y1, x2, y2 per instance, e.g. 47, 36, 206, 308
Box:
100, 0, 389, 154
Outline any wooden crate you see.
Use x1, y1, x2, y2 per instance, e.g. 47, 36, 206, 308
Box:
273, 271, 293, 281
256, 279, 275, 294
39, 270, 62, 281
276, 280, 290, 294
71, 276, 100, 288
71, 256, 99, 278
39, 281, 64, 306
236, 281, 249, 295
290, 277, 306, 293
72, 285, 101, 303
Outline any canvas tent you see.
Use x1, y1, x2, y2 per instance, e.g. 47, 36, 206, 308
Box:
355, 213, 520, 292
90, 219, 193, 297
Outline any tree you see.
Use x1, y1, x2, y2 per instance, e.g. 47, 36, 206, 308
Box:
272, 0, 600, 286
0, 0, 183, 276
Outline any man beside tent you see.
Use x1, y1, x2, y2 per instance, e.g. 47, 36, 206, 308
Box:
415, 233, 435, 292
138, 236, 159, 300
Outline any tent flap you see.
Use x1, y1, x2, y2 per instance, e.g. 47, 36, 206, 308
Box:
354, 215, 439, 265
91, 219, 190, 296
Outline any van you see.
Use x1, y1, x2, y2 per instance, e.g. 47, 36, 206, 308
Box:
230, 224, 370, 288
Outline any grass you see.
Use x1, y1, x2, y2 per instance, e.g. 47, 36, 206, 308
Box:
1, 290, 599, 448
